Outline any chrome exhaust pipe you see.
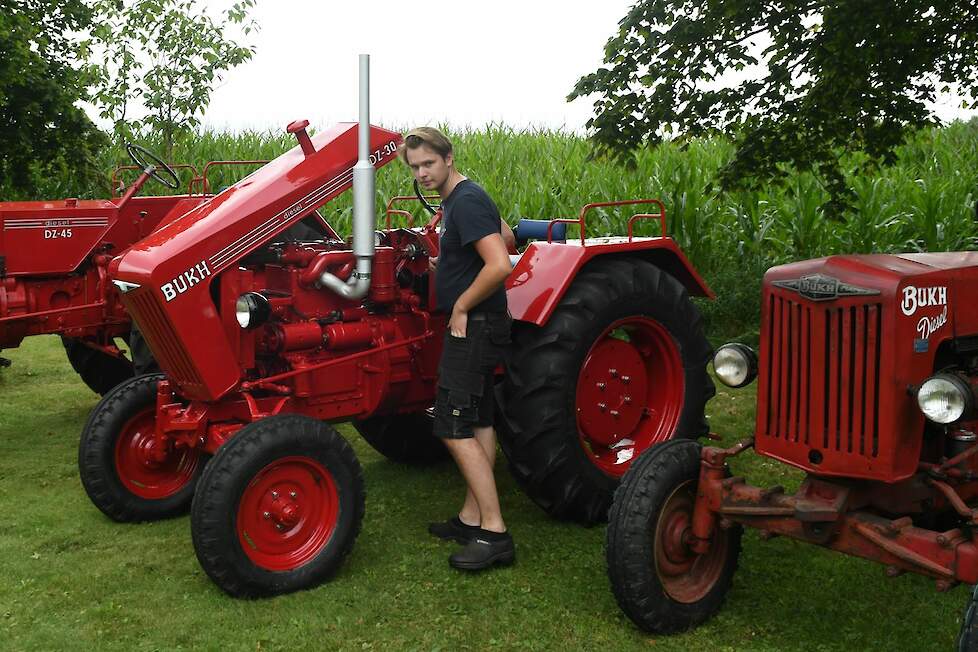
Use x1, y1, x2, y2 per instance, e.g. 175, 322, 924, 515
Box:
319, 53, 375, 299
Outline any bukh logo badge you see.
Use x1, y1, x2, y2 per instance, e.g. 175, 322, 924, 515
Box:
161, 260, 211, 302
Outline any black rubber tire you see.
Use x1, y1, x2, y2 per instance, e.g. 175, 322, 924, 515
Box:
190, 414, 365, 598
62, 336, 134, 395
496, 257, 715, 524
78, 373, 204, 521
353, 410, 448, 464
128, 324, 159, 376
607, 439, 741, 634
959, 584, 978, 651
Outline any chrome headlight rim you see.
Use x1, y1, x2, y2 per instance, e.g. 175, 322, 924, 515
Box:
917, 373, 973, 424
235, 292, 271, 330
712, 342, 758, 388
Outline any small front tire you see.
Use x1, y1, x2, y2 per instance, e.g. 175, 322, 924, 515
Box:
607, 439, 741, 634
191, 415, 365, 598
78, 373, 204, 521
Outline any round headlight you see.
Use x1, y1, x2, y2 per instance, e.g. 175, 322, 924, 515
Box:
713, 343, 758, 388
235, 292, 271, 329
917, 374, 973, 424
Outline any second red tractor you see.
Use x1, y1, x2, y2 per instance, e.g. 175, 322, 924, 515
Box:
77, 56, 715, 597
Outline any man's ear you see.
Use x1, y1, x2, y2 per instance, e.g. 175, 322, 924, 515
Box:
444, 152, 454, 168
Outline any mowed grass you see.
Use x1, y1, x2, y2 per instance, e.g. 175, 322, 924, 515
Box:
0, 336, 966, 651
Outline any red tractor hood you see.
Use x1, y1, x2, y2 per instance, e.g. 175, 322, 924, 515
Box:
110, 122, 402, 288
107, 122, 402, 400
766, 252, 978, 288
759, 251, 978, 483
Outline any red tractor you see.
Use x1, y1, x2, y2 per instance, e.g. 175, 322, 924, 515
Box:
0, 146, 268, 394
77, 56, 715, 597
607, 251, 978, 643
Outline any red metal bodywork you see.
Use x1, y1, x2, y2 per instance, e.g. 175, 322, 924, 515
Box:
687, 252, 978, 596
0, 193, 210, 350
112, 122, 405, 401
757, 253, 978, 483
507, 238, 712, 326
106, 124, 713, 471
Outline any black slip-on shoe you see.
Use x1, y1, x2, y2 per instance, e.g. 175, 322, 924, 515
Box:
428, 516, 480, 544
448, 533, 515, 571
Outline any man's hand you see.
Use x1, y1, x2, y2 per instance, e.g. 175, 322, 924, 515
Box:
429, 255, 438, 271
449, 306, 468, 338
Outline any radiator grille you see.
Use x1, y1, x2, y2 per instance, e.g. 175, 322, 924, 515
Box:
125, 289, 205, 393
760, 294, 882, 458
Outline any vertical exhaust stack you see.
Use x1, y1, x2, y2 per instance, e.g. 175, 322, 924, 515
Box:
319, 53, 375, 299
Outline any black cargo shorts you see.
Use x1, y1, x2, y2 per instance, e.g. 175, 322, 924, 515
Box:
433, 311, 512, 439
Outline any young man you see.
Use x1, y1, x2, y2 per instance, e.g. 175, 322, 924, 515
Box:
401, 127, 515, 570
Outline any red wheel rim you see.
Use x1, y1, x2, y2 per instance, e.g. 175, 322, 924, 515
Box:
236, 456, 339, 572
113, 407, 201, 499
575, 316, 684, 477
654, 480, 729, 603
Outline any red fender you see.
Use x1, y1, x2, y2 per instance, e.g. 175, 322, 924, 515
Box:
505, 238, 713, 326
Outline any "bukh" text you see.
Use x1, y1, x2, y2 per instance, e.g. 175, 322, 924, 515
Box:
161, 260, 211, 302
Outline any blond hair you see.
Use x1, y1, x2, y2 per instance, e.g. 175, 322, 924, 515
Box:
400, 127, 453, 163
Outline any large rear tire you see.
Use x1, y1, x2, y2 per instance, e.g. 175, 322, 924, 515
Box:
353, 410, 448, 465
191, 415, 365, 598
78, 373, 205, 521
62, 336, 134, 395
497, 258, 715, 523
607, 439, 741, 634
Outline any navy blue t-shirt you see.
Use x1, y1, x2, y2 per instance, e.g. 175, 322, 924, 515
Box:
436, 180, 507, 314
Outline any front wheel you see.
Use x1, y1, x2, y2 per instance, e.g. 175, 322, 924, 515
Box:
190, 415, 365, 598
607, 439, 741, 634
78, 373, 205, 521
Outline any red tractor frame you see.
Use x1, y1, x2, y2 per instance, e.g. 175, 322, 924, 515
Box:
0, 145, 268, 394
76, 56, 716, 597
608, 252, 978, 645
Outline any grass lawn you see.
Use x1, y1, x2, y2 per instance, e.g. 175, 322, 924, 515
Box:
0, 336, 966, 651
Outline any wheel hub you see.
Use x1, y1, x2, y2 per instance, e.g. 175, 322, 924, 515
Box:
237, 456, 339, 571
575, 316, 684, 478
654, 480, 728, 604
114, 408, 200, 499
578, 338, 648, 446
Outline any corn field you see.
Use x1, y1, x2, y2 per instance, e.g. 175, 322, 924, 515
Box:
7, 120, 978, 339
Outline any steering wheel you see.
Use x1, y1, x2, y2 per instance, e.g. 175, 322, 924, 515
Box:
413, 179, 438, 215
126, 143, 181, 189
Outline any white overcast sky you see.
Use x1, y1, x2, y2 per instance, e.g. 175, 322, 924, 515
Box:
177, 1, 974, 134
196, 0, 636, 133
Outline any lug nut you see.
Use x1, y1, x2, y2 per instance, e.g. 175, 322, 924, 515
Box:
623, 396, 632, 404
610, 410, 620, 418
598, 402, 607, 411
263, 512, 270, 519
289, 491, 297, 498
609, 368, 618, 378
621, 375, 630, 384
596, 382, 606, 390
271, 491, 278, 499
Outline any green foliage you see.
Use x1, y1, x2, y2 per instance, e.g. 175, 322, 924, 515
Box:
86, 0, 258, 156
569, 1, 978, 212
7, 120, 977, 339
0, 0, 106, 195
